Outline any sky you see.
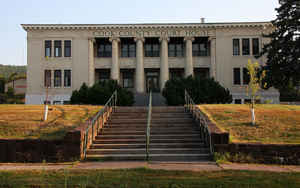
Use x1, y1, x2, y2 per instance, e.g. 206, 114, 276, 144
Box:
0, 0, 280, 66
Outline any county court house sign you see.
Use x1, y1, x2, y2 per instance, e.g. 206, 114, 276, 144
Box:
94, 29, 215, 38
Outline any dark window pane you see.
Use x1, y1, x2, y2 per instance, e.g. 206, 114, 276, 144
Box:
64, 40, 71, 57
54, 40, 62, 57
99, 71, 110, 83
64, 70, 71, 87
235, 99, 242, 104
252, 38, 259, 56
45, 40, 52, 57
123, 72, 134, 88
54, 70, 62, 87
233, 39, 240, 56
169, 44, 176, 57
242, 39, 250, 55
233, 68, 241, 85
243, 68, 250, 85
44, 70, 51, 87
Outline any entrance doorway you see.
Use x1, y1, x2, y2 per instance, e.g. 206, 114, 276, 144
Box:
146, 72, 159, 93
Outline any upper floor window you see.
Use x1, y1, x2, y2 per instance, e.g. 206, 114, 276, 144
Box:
252, 38, 260, 56
96, 38, 112, 57
193, 37, 210, 56
54, 40, 62, 57
54, 70, 62, 87
45, 41, 52, 57
169, 38, 184, 57
242, 39, 250, 55
44, 70, 51, 87
64, 40, 71, 57
64, 70, 71, 87
145, 38, 160, 57
233, 39, 240, 56
121, 38, 136, 57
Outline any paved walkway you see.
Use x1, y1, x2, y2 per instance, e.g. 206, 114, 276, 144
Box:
0, 162, 300, 172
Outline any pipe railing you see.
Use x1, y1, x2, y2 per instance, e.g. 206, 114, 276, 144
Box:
146, 91, 152, 161
83, 90, 117, 158
184, 90, 213, 155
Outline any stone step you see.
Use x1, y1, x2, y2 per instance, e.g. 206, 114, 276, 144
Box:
93, 138, 202, 144
90, 143, 205, 149
105, 123, 196, 128
108, 118, 194, 124
86, 148, 210, 155
115, 107, 185, 113
112, 113, 191, 119
95, 134, 200, 140
100, 130, 200, 135
85, 153, 212, 161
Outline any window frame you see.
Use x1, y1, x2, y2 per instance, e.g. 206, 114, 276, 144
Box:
242, 38, 250, 56
252, 38, 260, 56
233, 68, 241, 85
64, 70, 71, 87
45, 40, 52, 57
64, 40, 72, 57
122, 72, 134, 88
54, 40, 62, 57
54, 70, 62, 88
232, 39, 240, 56
44, 70, 51, 87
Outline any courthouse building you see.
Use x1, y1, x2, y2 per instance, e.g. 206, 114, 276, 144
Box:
22, 21, 279, 105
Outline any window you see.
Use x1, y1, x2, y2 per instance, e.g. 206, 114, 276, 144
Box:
121, 38, 136, 57
233, 68, 241, 85
168, 38, 184, 57
45, 40, 52, 57
233, 39, 240, 56
63, 101, 70, 104
234, 99, 242, 104
122, 72, 134, 88
145, 38, 160, 57
44, 70, 51, 87
252, 38, 259, 56
53, 101, 62, 105
44, 101, 51, 105
97, 39, 112, 57
193, 38, 210, 56
64, 70, 71, 87
64, 40, 71, 57
54, 40, 62, 57
54, 70, 62, 87
242, 39, 250, 55
99, 71, 110, 83
243, 68, 250, 85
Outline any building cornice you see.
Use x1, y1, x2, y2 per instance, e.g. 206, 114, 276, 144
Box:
21, 22, 273, 32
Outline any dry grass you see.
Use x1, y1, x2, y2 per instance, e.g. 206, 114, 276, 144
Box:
199, 104, 300, 144
0, 105, 101, 140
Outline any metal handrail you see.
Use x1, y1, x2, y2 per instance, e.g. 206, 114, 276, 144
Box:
146, 91, 152, 161
83, 90, 117, 158
184, 90, 214, 155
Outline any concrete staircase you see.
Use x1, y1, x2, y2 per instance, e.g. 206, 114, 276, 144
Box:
86, 107, 212, 161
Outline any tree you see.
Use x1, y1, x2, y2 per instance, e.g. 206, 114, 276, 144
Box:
261, 0, 300, 90
246, 60, 267, 126
162, 76, 232, 106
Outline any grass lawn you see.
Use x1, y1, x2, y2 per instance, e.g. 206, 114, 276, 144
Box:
0, 105, 101, 140
199, 104, 300, 144
0, 168, 299, 188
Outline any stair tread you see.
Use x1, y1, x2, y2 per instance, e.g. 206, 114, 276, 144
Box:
87, 153, 211, 157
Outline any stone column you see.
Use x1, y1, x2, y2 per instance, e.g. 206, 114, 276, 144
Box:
88, 38, 95, 87
209, 37, 217, 79
184, 37, 195, 77
159, 36, 169, 91
134, 37, 145, 93
109, 37, 120, 82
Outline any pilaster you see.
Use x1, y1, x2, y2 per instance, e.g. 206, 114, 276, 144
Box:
159, 36, 170, 91
88, 38, 95, 87
184, 37, 195, 77
134, 37, 145, 93
109, 37, 120, 82
209, 37, 217, 79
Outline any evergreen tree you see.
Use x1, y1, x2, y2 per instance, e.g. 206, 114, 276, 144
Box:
261, 0, 300, 90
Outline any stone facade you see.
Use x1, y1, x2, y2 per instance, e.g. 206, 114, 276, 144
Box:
22, 22, 280, 104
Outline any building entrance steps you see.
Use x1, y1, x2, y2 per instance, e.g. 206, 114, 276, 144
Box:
85, 106, 212, 162
133, 93, 166, 106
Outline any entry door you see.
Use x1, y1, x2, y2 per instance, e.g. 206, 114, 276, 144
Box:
146, 76, 159, 93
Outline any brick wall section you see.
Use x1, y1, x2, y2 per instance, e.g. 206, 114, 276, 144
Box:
215, 143, 300, 165
0, 107, 112, 162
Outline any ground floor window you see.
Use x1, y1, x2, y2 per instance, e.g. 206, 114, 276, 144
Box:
97, 70, 110, 83
234, 99, 242, 104
64, 70, 71, 87
170, 69, 184, 80
54, 70, 62, 87
122, 71, 134, 88
194, 68, 210, 79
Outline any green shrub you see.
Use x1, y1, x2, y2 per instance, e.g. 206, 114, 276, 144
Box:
162, 76, 232, 105
70, 80, 134, 106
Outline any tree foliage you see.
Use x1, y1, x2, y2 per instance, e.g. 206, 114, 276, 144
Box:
261, 0, 300, 90
70, 80, 134, 106
162, 76, 232, 106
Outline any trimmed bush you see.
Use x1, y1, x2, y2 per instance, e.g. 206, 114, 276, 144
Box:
162, 76, 232, 105
70, 80, 134, 106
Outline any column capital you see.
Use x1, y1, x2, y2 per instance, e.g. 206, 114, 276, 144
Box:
134, 37, 145, 43
88, 37, 96, 43
159, 36, 169, 42
184, 37, 195, 42
109, 37, 120, 43
208, 36, 216, 41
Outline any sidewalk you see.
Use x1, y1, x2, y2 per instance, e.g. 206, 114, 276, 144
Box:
0, 162, 300, 173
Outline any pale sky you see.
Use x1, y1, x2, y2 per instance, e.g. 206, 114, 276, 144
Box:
0, 0, 279, 66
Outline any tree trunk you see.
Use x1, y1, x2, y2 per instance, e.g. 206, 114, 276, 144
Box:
251, 107, 255, 126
